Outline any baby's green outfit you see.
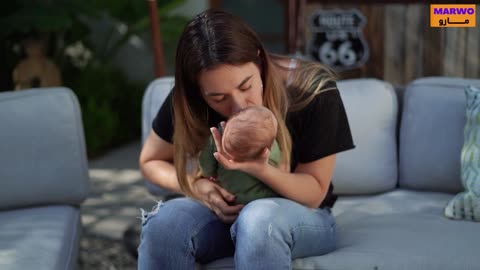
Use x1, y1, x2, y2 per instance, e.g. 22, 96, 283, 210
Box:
198, 135, 281, 205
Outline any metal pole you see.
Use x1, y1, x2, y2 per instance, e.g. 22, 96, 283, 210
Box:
296, 0, 306, 54
286, 0, 298, 55
147, 0, 166, 77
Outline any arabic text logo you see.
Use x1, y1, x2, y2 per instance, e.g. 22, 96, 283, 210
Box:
430, 4, 476, 27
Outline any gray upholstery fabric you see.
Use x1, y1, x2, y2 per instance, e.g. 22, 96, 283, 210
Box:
335, 79, 398, 195
0, 206, 81, 270
331, 195, 372, 216
399, 77, 480, 193
202, 190, 480, 270
0, 88, 89, 210
294, 190, 479, 270
141, 78, 175, 195
141, 78, 174, 143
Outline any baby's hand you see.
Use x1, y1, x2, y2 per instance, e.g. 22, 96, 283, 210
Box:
216, 149, 270, 177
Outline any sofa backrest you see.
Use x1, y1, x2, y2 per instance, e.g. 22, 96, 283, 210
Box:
142, 78, 175, 195
141, 77, 399, 196
0, 88, 89, 210
142, 78, 174, 144
335, 79, 398, 195
399, 77, 480, 193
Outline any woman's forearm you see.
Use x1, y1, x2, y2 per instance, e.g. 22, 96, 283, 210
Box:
252, 165, 327, 208
140, 160, 184, 194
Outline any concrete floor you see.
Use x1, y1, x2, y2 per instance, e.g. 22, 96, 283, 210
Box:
82, 140, 162, 240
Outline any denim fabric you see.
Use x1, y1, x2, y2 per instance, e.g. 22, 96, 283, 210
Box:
137, 197, 336, 270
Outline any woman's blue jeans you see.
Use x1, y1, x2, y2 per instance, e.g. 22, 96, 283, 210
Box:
137, 197, 336, 270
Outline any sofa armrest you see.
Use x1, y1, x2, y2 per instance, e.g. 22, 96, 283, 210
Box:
0, 88, 89, 210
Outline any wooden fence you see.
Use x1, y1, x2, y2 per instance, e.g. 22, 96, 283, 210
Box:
302, 3, 479, 86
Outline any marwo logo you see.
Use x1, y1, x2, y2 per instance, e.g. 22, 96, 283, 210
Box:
430, 4, 476, 27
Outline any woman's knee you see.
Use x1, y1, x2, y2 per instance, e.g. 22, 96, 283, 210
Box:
232, 198, 293, 244
237, 198, 293, 224
139, 197, 232, 265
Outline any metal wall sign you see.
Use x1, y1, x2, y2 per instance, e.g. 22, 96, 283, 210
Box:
307, 9, 369, 71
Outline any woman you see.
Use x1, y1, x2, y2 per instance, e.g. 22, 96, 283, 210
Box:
138, 9, 355, 269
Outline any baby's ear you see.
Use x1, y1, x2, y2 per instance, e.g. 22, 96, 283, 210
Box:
261, 147, 270, 159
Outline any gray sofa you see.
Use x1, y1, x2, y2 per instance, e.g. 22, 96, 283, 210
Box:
142, 77, 480, 269
0, 88, 89, 270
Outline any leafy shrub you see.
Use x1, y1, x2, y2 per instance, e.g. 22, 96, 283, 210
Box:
64, 62, 145, 158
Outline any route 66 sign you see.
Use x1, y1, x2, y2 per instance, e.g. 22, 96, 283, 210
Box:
307, 9, 369, 71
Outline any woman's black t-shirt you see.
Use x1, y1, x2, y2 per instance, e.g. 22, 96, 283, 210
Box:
152, 81, 356, 208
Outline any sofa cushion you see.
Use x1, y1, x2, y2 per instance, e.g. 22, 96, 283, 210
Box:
141, 78, 175, 196
335, 79, 398, 195
331, 195, 372, 216
399, 77, 480, 193
445, 85, 480, 221
0, 88, 89, 210
293, 189, 479, 270
142, 78, 399, 196
0, 206, 81, 270
142, 78, 174, 144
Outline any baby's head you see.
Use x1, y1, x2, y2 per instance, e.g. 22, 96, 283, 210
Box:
222, 106, 278, 162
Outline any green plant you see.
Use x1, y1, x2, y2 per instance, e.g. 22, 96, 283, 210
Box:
1, 0, 187, 157
64, 62, 145, 157
86, 0, 188, 69
0, 0, 94, 37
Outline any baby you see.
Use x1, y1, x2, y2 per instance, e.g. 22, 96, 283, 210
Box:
198, 106, 282, 205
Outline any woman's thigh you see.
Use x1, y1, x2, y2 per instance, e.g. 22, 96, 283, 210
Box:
232, 197, 336, 259
139, 197, 235, 265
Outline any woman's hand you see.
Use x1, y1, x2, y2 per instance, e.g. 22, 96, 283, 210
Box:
192, 177, 244, 223
210, 123, 270, 176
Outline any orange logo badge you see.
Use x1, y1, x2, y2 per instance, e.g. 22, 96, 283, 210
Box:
430, 4, 476, 27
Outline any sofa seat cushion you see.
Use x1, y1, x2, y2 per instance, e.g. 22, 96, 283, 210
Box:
200, 190, 479, 270
0, 206, 81, 270
294, 190, 479, 270
331, 195, 372, 216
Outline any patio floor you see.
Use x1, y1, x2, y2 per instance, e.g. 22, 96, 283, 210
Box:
79, 140, 163, 269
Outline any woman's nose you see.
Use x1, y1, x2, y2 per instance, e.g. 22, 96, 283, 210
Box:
231, 97, 247, 114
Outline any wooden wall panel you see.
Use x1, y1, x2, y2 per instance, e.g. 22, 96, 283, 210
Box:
384, 4, 406, 86
303, 3, 479, 86
404, 4, 424, 83
464, 13, 480, 78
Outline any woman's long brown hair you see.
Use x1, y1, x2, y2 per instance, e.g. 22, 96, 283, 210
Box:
269, 54, 338, 112
172, 9, 291, 197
